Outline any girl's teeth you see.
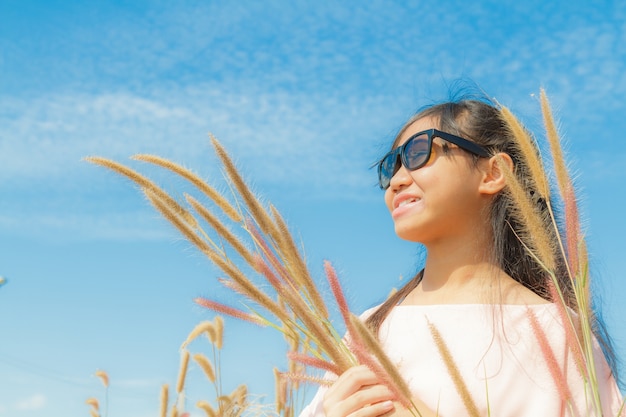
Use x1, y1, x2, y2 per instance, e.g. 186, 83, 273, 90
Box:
399, 198, 416, 207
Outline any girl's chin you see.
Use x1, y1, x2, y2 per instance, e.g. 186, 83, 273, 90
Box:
393, 226, 427, 243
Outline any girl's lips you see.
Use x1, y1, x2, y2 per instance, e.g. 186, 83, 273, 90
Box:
391, 194, 422, 218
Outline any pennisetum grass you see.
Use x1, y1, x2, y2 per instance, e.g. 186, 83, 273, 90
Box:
160, 384, 169, 417
87, 134, 424, 416
87, 90, 621, 416
428, 321, 480, 417
496, 90, 620, 415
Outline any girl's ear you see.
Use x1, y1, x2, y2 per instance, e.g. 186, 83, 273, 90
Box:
478, 153, 513, 195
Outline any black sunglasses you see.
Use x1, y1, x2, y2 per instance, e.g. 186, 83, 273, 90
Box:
377, 128, 490, 189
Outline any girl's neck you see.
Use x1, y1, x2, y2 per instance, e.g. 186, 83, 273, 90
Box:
401, 236, 547, 306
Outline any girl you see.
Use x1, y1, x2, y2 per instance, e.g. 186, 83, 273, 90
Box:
299, 96, 623, 416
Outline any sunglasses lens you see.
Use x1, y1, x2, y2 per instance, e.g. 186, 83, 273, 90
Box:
403, 135, 430, 170
378, 150, 400, 189
378, 133, 432, 189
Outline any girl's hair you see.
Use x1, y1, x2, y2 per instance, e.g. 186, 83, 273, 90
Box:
365, 94, 619, 381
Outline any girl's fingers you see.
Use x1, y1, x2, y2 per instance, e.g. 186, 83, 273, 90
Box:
323, 366, 396, 417
326, 366, 380, 401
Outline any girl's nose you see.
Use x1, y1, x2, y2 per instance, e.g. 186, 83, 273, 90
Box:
388, 164, 413, 191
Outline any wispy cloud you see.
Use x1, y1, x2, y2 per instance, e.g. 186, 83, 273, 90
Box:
14, 393, 46, 411
2, 1, 625, 243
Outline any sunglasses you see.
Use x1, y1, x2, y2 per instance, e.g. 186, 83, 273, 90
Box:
377, 128, 490, 189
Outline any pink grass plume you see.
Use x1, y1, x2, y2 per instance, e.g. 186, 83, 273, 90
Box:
194, 297, 266, 326
287, 351, 342, 376
526, 307, 573, 404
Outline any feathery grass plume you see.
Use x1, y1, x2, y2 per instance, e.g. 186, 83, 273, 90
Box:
324, 261, 357, 338
177, 350, 190, 394
210, 135, 280, 239
543, 98, 583, 275
526, 307, 572, 404
170, 404, 179, 417
132, 154, 242, 222
540, 90, 587, 280
90, 137, 420, 414
160, 384, 169, 417
348, 314, 414, 411
230, 384, 248, 405
244, 218, 299, 288
244, 219, 327, 327
428, 321, 480, 417
287, 351, 342, 375
280, 371, 334, 387
95, 370, 109, 388
540, 89, 570, 202
143, 188, 287, 325
564, 183, 582, 278
495, 155, 556, 271
193, 353, 216, 383
181, 321, 215, 350
500, 106, 550, 198
214, 316, 224, 350
84, 156, 198, 229
185, 194, 254, 266
206, 323, 218, 344
269, 205, 329, 319
85, 397, 99, 411
196, 401, 217, 417
274, 367, 288, 415
194, 298, 267, 326
547, 280, 585, 376
89, 409, 100, 417
254, 253, 353, 371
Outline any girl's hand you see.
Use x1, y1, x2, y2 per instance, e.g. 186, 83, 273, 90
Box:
322, 365, 396, 417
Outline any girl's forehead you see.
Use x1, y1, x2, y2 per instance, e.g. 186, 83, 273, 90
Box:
396, 116, 439, 146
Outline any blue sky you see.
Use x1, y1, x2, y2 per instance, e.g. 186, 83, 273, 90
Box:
1, 1, 625, 416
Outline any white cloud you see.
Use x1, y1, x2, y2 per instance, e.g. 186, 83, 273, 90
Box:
0, 85, 395, 194
14, 394, 46, 411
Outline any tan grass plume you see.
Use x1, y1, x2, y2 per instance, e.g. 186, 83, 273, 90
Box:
94, 370, 109, 388
500, 106, 550, 198
176, 350, 190, 394
193, 353, 216, 383
160, 384, 169, 417
496, 155, 556, 271
132, 154, 242, 222
428, 321, 480, 417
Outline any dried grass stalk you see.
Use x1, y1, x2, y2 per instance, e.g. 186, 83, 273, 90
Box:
85, 156, 198, 228
287, 351, 342, 375
269, 205, 329, 318
496, 155, 556, 271
132, 154, 242, 222
196, 401, 217, 417
428, 321, 480, 417
210, 135, 279, 239
160, 384, 169, 417
177, 350, 190, 394
349, 314, 413, 410
95, 370, 109, 388
193, 353, 216, 383
500, 106, 550, 198
214, 316, 224, 350
85, 397, 99, 411
526, 307, 572, 403
540, 90, 569, 201
181, 321, 214, 350
185, 194, 254, 266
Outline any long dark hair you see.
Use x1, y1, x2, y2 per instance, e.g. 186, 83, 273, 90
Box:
365, 96, 619, 382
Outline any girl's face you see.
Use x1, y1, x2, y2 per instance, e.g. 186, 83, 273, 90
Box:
384, 117, 489, 245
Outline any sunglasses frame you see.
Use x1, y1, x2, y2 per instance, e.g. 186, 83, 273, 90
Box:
378, 128, 491, 189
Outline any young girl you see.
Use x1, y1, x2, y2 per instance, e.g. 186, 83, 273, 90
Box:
299, 96, 624, 416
